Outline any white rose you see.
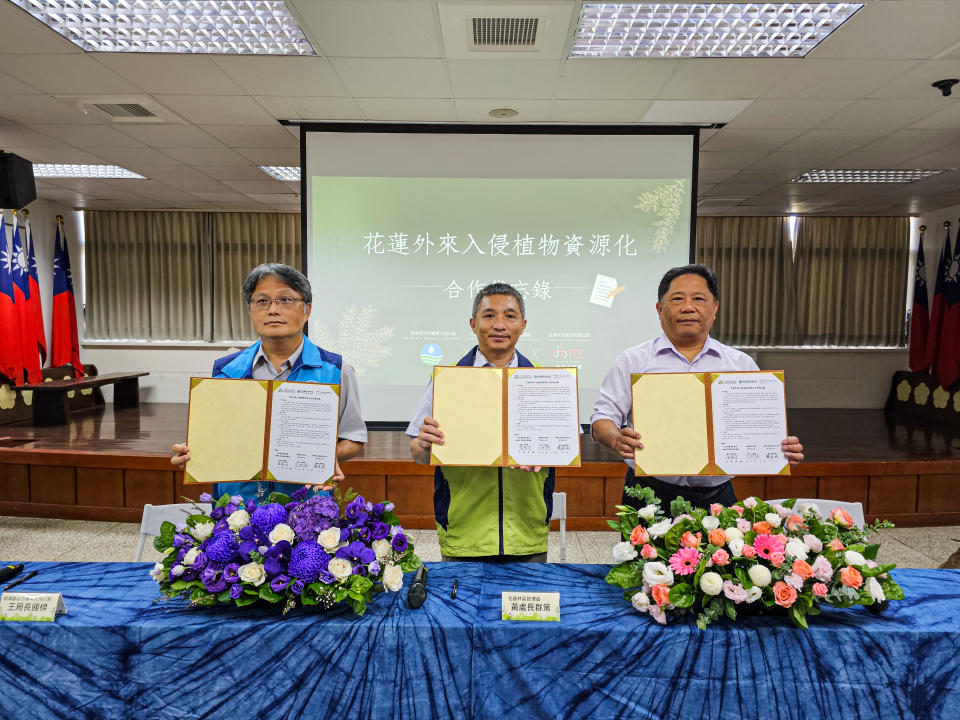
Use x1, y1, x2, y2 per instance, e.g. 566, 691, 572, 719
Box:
631, 591, 650, 612
867, 576, 886, 603
226, 509, 250, 532
845, 550, 867, 566
238, 562, 266, 586
182, 547, 200, 566
724, 527, 744, 543
268, 523, 295, 544
728, 538, 745, 557
748, 564, 772, 587
318, 527, 343, 552
745, 586, 763, 603
637, 504, 657, 520
383, 563, 404, 592
642, 561, 674, 587
701, 516, 720, 530
372, 538, 392, 561
764, 512, 782, 528
328, 557, 353, 581
648, 518, 672, 538
190, 521, 214, 541
699, 571, 723, 596
785, 539, 809, 560
612, 541, 638, 563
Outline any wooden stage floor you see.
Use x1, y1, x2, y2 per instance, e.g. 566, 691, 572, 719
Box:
2, 404, 959, 528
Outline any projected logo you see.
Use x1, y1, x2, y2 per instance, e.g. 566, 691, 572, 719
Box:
420, 344, 443, 366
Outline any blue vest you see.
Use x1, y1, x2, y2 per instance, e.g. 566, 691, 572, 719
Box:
212, 336, 342, 384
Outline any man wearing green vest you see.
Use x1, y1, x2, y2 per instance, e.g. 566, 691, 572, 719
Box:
407, 282, 554, 562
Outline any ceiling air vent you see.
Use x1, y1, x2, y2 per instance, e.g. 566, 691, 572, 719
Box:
93, 103, 156, 118
470, 17, 538, 50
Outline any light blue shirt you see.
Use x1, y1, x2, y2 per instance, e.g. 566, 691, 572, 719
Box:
590, 334, 758, 487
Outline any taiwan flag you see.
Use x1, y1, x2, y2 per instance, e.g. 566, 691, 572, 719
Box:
24, 216, 47, 364
0, 215, 23, 384
908, 228, 929, 372
925, 224, 952, 377
935, 225, 960, 388
51, 220, 83, 377
10, 218, 41, 384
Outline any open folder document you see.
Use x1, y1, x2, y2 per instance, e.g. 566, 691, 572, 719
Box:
430, 366, 581, 467
631, 371, 789, 477
184, 377, 340, 485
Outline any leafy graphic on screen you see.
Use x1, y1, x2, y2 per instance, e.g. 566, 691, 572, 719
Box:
314, 305, 395, 376
634, 179, 687, 253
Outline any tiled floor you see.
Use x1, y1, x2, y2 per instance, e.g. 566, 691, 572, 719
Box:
1, 516, 957, 568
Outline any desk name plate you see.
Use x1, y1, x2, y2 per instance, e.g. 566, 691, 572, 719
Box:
501, 591, 560, 622
0, 592, 67, 622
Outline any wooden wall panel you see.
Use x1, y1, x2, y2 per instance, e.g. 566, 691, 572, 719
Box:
343, 474, 387, 503
554, 476, 605, 517
732, 477, 766, 500
766, 475, 818, 501
77, 468, 124, 507
0, 464, 29, 502
818, 476, 869, 506
385, 475, 434, 517
917, 474, 960, 514
30, 465, 76, 505
604, 476, 625, 517
868, 475, 918, 516
124, 469, 175, 508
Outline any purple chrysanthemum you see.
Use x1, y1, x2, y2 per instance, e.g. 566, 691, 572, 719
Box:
250, 503, 288, 534
288, 541, 330, 582
205, 532, 239, 564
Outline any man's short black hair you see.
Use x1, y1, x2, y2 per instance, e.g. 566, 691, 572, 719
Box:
657, 264, 720, 302
242, 263, 312, 305
471, 282, 525, 319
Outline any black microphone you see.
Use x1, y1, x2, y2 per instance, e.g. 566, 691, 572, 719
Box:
0, 564, 23, 584
407, 564, 428, 609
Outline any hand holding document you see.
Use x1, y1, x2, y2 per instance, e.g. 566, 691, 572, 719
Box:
630, 371, 789, 476
185, 378, 340, 485
430, 366, 581, 467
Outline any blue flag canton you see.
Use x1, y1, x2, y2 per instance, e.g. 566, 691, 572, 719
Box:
914, 239, 928, 309
0, 218, 16, 302
52, 229, 74, 296
10, 224, 30, 296
945, 232, 960, 308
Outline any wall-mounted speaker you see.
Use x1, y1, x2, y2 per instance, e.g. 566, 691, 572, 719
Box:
0, 152, 37, 209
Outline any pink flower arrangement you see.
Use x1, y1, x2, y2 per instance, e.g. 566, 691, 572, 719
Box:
709, 503, 723, 516
831, 507, 855, 528
773, 581, 798, 608
742, 545, 757, 559
669, 547, 702, 575
752, 533, 784, 560
680, 531, 702, 549
707, 528, 727, 546
812, 583, 828, 597
840, 566, 863, 589
630, 525, 649, 546
711, 549, 730, 566
640, 543, 658, 559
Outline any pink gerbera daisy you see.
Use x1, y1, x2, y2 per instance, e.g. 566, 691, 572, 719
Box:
752, 533, 784, 559
669, 547, 702, 575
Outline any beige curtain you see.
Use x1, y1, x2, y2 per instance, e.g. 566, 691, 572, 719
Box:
695, 216, 799, 346
85, 210, 208, 340
211, 212, 301, 341
795, 216, 909, 346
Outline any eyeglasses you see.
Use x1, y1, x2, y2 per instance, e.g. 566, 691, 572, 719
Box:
249, 296, 304, 311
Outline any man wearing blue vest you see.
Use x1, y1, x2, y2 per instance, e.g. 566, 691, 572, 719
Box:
407, 283, 554, 562
172, 263, 367, 499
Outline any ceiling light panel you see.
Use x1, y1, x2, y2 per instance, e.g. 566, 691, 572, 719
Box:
572, 3, 864, 58
791, 169, 947, 183
260, 165, 300, 181
8, 0, 316, 55
33, 164, 146, 178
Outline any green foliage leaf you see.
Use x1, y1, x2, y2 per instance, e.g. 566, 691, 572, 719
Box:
664, 518, 691, 556
668, 583, 695, 608
379, 510, 400, 525
724, 599, 737, 621
351, 575, 374, 595
154, 520, 176, 552
215, 493, 231, 508
266, 492, 292, 505
333, 586, 349, 602
258, 586, 282, 603
788, 605, 809, 629
301, 589, 318, 606
863, 543, 880, 561
696, 613, 709, 631
190, 588, 217, 606
399, 550, 422, 573
607, 519, 621, 532
781, 498, 797, 509
346, 595, 366, 616
880, 579, 905, 601
234, 594, 258, 607
734, 566, 754, 589
862, 563, 896, 578
217, 589, 232, 603
669, 496, 694, 518
605, 563, 644, 590
187, 514, 211, 525
623, 485, 660, 508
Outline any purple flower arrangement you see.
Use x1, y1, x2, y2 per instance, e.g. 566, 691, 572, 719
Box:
151, 487, 421, 615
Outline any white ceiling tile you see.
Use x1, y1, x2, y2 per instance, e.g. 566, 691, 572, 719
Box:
658, 59, 799, 100
201, 165, 280, 181
0, 3, 81, 54
255, 96, 363, 121
859, 129, 960, 156
548, 99, 651, 122
698, 151, 767, 170
0, 95, 100, 125
222, 180, 289, 194
1, 55, 140, 95
36, 188, 90, 206
761, 60, 920, 99
93, 55, 245, 95
162, 147, 252, 166
904, 145, 960, 169
112, 125, 224, 148
355, 98, 456, 121
29, 124, 145, 148
816, 99, 946, 130
235, 147, 301, 166
448, 60, 560, 99
0, 126, 67, 147
292, 0, 442, 58
244, 194, 300, 205
701, 129, 801, 153
166, 179, 233, 193
642, 100, 752, 124
454, 99, 549, 122
154, 95, 277, 125
331, 58, 450, 98
724, 99, 852, 129
6, 146, 110, 164
866, 60, 960, 99
746, 150, 842, 171
696, 168, 739, 184
557, 59, 678, 99
0, 71, 41, 95
778, 128, 889, 155
131, 165, 213, 183
88, 147, 180, 168
197, 125, 298, 148
811, 1, 960, 60
908, 102, 960, 130
213, 56, 349, 96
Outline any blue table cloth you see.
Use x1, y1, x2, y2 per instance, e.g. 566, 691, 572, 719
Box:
0, 562, 957, 720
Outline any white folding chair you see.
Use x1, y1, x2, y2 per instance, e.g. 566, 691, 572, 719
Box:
551, 491, 567, 562
135, 502, 212, 561
767, 498, 865, 528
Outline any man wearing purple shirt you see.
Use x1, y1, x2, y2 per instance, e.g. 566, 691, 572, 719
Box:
591, 264, 804, 509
